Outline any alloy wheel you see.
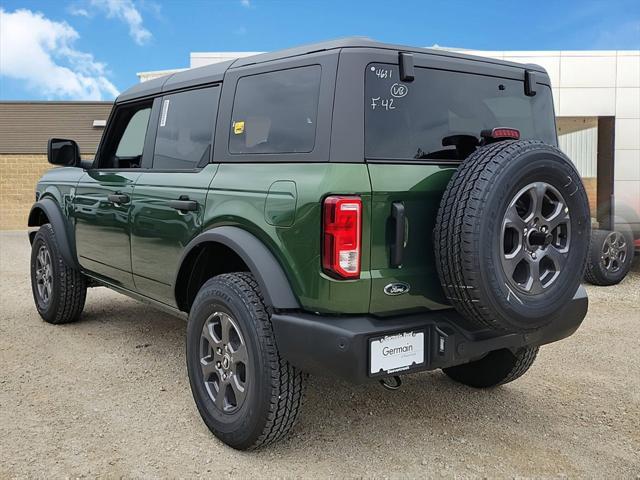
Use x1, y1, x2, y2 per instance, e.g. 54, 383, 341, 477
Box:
501, 182, 571, 294
601, 231, 627, 273
35, 245, 53, 305
199, 311, 249, 413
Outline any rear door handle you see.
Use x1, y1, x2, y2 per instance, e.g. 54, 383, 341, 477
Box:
390, 202, 405, 267
108, 193, 129, 204
168, 196, 198, 212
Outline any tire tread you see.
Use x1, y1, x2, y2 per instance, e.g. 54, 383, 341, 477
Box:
32, 224, 86, 324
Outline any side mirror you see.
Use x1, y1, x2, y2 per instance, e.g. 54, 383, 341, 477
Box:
48, 138, 81, 167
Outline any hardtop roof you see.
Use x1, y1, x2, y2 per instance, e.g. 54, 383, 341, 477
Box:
117, 37, 547, 103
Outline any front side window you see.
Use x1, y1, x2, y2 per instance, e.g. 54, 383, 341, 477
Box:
365, 63, 557, 161
100, 102, 152, 168
116, 109, 150, 158
229, 65, 321, 155
153, 86, 219, 170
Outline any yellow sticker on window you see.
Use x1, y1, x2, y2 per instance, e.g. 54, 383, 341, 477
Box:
233, 121, 245, 134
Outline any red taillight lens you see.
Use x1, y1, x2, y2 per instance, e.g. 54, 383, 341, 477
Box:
322, 196, 362, 279
484, 127, 520, 140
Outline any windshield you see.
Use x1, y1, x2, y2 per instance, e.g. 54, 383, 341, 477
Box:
365, 63, 557, 161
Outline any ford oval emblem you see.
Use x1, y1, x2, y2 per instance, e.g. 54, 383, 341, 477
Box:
384, 282, 410, 296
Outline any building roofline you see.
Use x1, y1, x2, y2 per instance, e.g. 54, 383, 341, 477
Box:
0, 100, 113, 105
136, 67, 188, 77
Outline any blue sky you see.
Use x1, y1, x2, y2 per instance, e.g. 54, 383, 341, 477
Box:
1, 0, 639, 100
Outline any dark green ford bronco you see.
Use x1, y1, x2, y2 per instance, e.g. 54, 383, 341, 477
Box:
29, 39, 590, 450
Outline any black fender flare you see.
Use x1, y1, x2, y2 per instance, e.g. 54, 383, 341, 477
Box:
176, 226, 300, 310
28, 198, 79, 269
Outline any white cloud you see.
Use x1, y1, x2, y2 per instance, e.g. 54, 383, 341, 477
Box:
69, 6, 90, 17
0, 8, 119, 100
89, 0, 151, 45
240, 0, 251, 7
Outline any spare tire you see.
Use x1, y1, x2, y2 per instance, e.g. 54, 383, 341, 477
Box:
434, 140, 590, 333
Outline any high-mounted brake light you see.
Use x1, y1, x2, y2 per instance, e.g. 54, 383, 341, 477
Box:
322, 196, 362, 279
482, 127, 520, 140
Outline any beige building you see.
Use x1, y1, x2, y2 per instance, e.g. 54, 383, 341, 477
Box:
0, 102, 112, 230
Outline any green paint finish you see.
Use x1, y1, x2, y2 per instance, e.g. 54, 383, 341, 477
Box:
72, 170, 141, 289
205, 163, 372, 314
367, 164, 457, 315
129, 164, 218, 305
265, 180, 297, 227
34, 161, 458, 317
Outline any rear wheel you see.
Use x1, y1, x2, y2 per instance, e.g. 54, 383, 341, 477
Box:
434, 140, 590, 333
30, 224, 87, 324
186, 273, 305, 450
443, 346, 539, 388
584, 228, 634, 286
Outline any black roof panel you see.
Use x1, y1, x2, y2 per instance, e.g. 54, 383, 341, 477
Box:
117, 37, 547, 103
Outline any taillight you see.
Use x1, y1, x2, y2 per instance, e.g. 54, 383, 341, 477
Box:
322, 196, 362, 279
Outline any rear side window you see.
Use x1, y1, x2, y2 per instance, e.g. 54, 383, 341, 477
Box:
229, 65, 321, 154
365, 63, 556, 161
153, 86, 219, 170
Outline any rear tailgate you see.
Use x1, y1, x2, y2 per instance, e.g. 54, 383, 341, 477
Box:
368, 164, 455, 314
364, 57, 556, 315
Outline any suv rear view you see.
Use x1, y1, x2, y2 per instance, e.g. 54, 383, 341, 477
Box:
29, 39, 590, 450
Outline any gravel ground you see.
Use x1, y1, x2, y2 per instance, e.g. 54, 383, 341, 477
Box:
1, 231, 639, 479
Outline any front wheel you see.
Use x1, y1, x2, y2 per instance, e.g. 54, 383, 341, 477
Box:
30, 223, 87, 324
186, 273, 305, 450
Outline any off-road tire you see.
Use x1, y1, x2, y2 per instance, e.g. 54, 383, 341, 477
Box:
30, 223, 87, 324
186, 272, 305, 450
434, 140, 590, 333
584, 228, 634, 286
442, 346, 539, 388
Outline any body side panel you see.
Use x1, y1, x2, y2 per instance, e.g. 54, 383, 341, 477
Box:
130, 164, 219, 305
204, 162, 372, 314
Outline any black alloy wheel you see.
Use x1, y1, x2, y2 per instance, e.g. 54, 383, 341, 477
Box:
501, 182, 571, 294
599, 231, 628, 274
34, 244, 54, 306
199, 311, 249, 413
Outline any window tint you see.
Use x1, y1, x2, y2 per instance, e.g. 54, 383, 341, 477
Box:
116, 108, 151, 157
365, 64, 557, 161
100, 102, 152, 169
229, 65, 321, 154
153, 86, 219, 170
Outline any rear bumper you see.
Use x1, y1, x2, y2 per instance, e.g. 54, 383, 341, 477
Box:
271, 286, 588, 384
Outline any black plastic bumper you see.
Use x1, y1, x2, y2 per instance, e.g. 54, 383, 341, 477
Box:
271, 286, 588, 384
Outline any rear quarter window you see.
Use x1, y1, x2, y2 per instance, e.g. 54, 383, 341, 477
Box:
365, 63, 556, 161
229, 65, 321, 155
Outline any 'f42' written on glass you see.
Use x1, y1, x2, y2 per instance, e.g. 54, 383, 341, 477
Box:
371, 97, 396, 111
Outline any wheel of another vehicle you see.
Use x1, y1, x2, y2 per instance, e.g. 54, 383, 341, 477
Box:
30, 223, 87, 324
186, 272, 305, 450
584, 228, 634, 286
442, 346, 539, 388
434, 140, 591, 333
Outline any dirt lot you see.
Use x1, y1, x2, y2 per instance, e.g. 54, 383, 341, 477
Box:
1, 231, 639, 479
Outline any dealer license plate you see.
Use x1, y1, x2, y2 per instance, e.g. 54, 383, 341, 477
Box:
369, 330, 425, 375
